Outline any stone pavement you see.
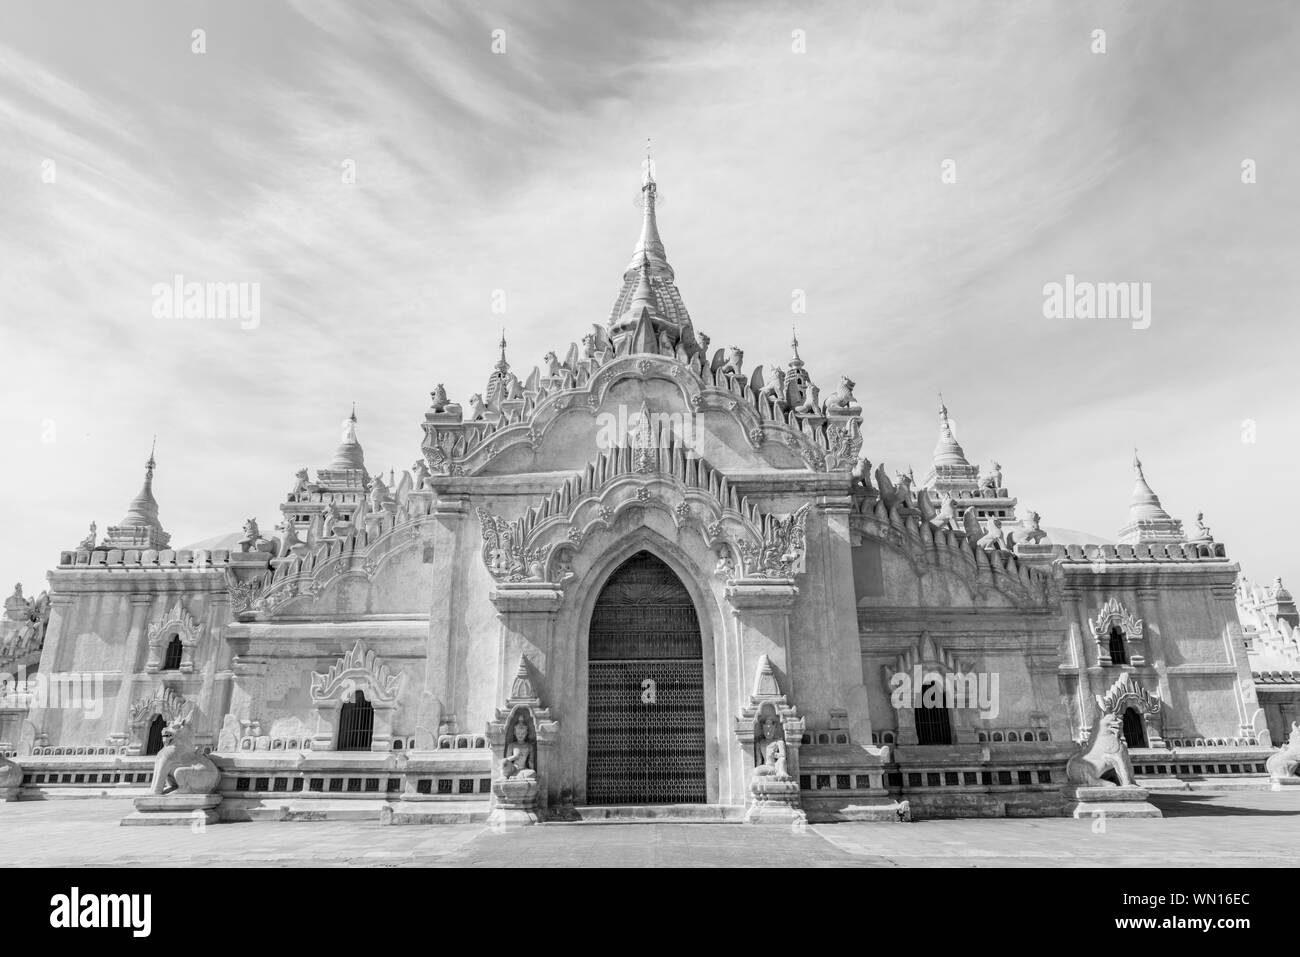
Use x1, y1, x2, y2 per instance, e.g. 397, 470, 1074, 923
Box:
0, 790, 1295, 867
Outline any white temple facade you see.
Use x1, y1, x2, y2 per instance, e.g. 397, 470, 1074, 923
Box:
3, 161, 1296, 820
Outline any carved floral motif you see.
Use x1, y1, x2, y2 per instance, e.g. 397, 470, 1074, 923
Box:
310, 640, 402, 705
735, 504, 810, 579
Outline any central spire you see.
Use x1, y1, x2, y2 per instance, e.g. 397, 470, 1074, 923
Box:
628, 139, 669, 276
607, 147, 695, 349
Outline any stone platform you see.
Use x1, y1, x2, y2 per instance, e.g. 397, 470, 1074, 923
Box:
1061, 785, 1161, 818
0, 790, 1297, 866
121, 793, 222, 827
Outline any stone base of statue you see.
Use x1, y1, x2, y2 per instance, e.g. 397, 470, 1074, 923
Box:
1061, 785, 1161, 819
0, 784, 19, 803
744, 776, 806, 826
1270, 774, 1300, 791
121, 793, 222, 826
486, 777, 540, 828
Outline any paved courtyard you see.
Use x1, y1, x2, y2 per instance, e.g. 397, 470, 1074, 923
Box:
1, 790, 1295, 867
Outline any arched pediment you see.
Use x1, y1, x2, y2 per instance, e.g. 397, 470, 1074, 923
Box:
145, 599, 201, 673
310, 640, 402, 706
475, 437, 812, 585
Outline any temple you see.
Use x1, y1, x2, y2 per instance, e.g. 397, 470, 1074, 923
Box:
2, 158, 1297, 821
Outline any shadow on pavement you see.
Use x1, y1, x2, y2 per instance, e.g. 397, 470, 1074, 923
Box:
1150, 791, 1300, 817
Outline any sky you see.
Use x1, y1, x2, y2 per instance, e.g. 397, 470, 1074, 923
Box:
0, 0, 1297, 596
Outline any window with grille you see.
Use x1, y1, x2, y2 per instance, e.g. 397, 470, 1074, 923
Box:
1121, 708, 1146, 748
915, 681, 953, 746
1108, 625, 1128, 665
337, 690, 374, 751
162, 635, 183, 670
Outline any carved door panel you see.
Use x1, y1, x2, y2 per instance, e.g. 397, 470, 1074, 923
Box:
586, 552, 706, 804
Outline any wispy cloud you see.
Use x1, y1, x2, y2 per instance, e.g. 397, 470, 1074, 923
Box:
0, 0, 1297, 590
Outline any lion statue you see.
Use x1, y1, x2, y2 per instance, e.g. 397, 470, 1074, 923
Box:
1266, 722, 1300, 780
850, 454, 873, 491
758, 365, 786, 408
543, 351, 562, 377
289, 467, 318, 499
151, 718, 220, 796
1067, 676, 1161, 788
466, 393, 487, 422
718, 346, 744, 379
430, 383, 450, 413
238, 518, 279, 557
794, 382, 821, 415
823, 376, 862, 415
1066, 711, 1134, 787
931, 491, 959, 531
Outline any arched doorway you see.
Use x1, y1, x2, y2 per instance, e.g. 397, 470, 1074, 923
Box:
144, 714, 167, 756
337, 690, 374, 751
1121, 708, 1147, 748
587, 551, 706, 804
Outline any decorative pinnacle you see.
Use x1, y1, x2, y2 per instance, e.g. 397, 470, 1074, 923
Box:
789, 325, 804, 369
938, 393, 948, 418
496, 329, 509, 372
349, 402, 357, 423
1133, 447, 1143, 477
642, 137, 655, 188
146, 435, 157, 476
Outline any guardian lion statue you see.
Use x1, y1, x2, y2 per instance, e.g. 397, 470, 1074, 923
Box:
1066, 711, 1134, 787
1066, 675, 1160, 788
1266, 722, 1300, 780
151, 718, 220, 796
823, 375, 862, 415
238, 518, 279, 557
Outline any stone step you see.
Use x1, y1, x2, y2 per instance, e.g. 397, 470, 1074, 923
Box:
18, 787, 153, 801
558, 804, 746, 823
1137, 776, 1274, 792
220, 798, 398, 822
381, 801, 491, 825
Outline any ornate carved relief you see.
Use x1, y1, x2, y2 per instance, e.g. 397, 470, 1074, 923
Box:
1089, 597, 1145, 665
145, 600, 202, 674
310, 640, 402, 705
472, 440, 813, 586
130, 686, 192, 727
735, 504, 810, 579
